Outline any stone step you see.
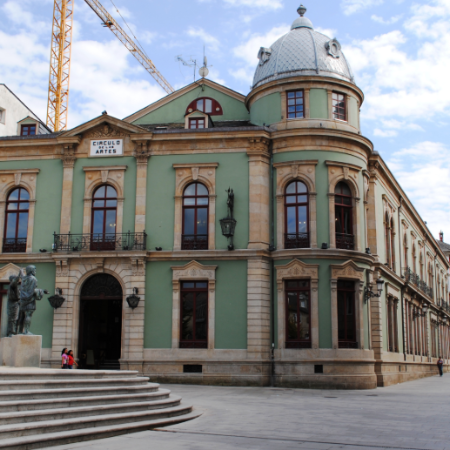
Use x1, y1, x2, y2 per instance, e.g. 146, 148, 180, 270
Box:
0, 396, 182, 425
0, 377, 150, 391
0, 383, 160, 401
0, 389, 171, 412
0, 369, 139, 380
0, 411, 201, 450
0, 404, 193, 439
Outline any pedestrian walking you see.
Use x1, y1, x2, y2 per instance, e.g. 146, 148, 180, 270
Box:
67, 350, 78, 370
61, 348, 68, 369
437, 356, 444, 377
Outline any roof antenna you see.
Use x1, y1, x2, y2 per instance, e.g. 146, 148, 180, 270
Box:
176, 55, 197, 82
199, 45, 211, 79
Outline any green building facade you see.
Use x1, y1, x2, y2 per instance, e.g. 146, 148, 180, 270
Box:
0, 6, 448, 388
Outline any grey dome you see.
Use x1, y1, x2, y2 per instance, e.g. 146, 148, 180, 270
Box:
253, 5, 355, 89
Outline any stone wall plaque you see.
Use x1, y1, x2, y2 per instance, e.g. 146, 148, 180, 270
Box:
90, 139, 123, 157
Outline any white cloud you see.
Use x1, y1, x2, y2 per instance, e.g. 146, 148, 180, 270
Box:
224, 0, 282, 10
343, 1, 450, 134
371, 14, 402, 25
387, 142, 450, 236
341, 0, 384, 16
374, 129, 397, 137
231, 24, 289, 84
187, 27, 220, 52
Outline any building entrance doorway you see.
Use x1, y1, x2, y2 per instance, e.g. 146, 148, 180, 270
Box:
78, 274, 123, 370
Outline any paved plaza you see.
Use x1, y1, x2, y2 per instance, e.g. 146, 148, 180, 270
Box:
48, 374, 449, 450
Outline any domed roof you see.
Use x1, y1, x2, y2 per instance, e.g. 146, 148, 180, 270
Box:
253, 5, 355, 89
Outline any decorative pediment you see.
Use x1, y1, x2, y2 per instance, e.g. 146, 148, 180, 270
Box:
0, 263, 23, 282
171, 261, 217, 282
276, 259, 319, 283
59, 115, 145, 138
273, 160, 318, 195
330, 260, 365, 281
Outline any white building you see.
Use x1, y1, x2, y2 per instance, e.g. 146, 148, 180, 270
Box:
0, 84, 51, 137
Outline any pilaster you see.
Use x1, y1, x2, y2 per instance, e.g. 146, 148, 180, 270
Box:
60, 145, 77, 234
247, 138, 270, 250
133, 140, 151, 233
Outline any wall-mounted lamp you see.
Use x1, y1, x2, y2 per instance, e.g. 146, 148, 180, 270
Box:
220, 188, 237, 251
48, 288, 65, 309
126, 288, 141, 309
321, 243, 328, 250
413, 303, 429, 319
365, 248, 371, 255
364, 278, 385, 302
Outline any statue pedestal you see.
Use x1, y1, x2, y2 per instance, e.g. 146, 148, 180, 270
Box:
0, 335, 42, 368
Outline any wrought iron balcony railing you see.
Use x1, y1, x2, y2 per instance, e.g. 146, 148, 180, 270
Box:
2, 238, 27, 253
181, 235, 208, 250
336, 233, 355, 250
53, 232, 147, 252
404, 267, 433, 298
284, 233, 310, 249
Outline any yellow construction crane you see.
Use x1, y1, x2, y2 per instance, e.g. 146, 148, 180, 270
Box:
46, 0, 174, 132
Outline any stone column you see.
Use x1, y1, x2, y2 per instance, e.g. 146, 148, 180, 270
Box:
247, 138, 270, 250
304, 88, 311, 119
133, 141, 151, 233
370, 292, 384, 361
327, 90, 333, 120
355, 198, 361, 252
59, 145, 77, 234
367, 162, 379, 256
330, 279, 338, 349
247, 258, 271, 358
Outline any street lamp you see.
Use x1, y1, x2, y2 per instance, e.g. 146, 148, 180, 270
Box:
413, 302, 429, 319
364, 278, 385, 302
220, 187, 237, 251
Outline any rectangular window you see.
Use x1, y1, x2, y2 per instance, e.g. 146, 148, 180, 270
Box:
180, 281, 208, 349
337, 280, 357, 349
285, 280, 311, 348
332, 92, 347, 121
20, 124, 36, 136
189, 118, 205, 129
287, 90, 304, 119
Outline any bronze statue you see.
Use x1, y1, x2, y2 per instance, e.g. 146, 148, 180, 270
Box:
17, 265, 48, 336
6, 271, 22, 337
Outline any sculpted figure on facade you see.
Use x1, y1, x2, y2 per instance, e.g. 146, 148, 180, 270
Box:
6, 271, 22, 337
17, 265, 48, 335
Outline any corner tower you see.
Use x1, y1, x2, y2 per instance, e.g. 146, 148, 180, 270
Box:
247, 5, 362, 135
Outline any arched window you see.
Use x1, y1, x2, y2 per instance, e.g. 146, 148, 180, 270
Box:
428, 263, 433, 291
335, 182, 354, 250
385, 214, 391, 267
182, 183, 209, 250
403, 235, 408, 269
91, 185, 117, 251
186, 98, 223, 116
390, 218, 396, 270
412, 244, 417, 274
284, 181, 309, 249
3, 188, 29, 253
420, 253, 424, 280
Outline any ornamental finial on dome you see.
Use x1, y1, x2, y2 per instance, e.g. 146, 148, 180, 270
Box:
298, 5, 307, 17
291, 4, 313, 30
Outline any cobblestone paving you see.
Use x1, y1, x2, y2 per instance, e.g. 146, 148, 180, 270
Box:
48, 374, 450, 450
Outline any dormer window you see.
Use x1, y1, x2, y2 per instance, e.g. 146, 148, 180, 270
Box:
186, 98, 223, 116
189, 118, 205, 129
287, 90, 304, 119
20, 124, 36, 136
332, 92, 347, 121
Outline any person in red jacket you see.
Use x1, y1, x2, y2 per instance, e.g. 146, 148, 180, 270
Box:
437, 356, 444, 377
67, 350, 79, 370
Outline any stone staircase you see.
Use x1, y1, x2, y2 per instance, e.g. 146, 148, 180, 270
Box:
0, 368, 199, 449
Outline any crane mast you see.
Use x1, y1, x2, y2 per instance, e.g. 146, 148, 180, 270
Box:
84, 0, 174, 95
46, 0, 174, 132
46, 0, 74, 132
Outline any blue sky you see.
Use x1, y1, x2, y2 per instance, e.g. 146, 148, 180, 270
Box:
1, 0, 450, 239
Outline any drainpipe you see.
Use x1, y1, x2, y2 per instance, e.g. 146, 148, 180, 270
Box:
398, 197, 406, 361
269, 138, 276, 387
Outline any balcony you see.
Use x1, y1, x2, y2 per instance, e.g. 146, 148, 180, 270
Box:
181, 235, 208, 250
2, 238, 27, 253
404, 267, 433, 298
284, 233, 310, 249
53, 232, 147, 252
336, 233, 355, 250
